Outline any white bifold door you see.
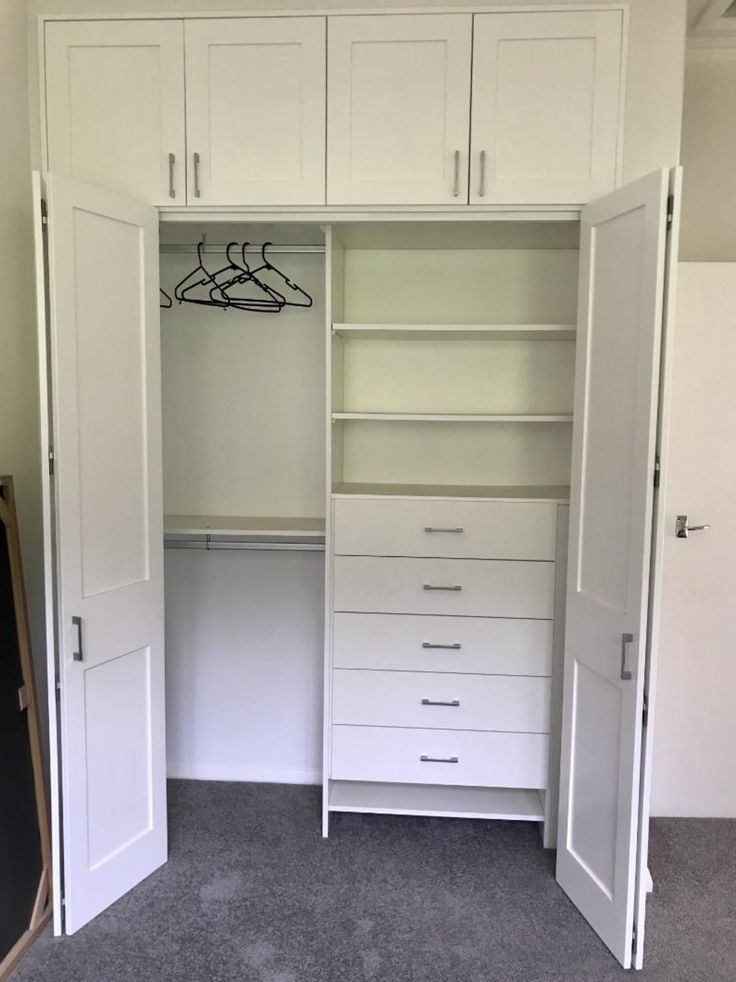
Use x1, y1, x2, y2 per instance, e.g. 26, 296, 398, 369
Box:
557, 168, 679, 969
33, 173, 166, 935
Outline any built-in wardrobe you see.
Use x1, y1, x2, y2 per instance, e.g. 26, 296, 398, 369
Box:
33, 4, 678, 972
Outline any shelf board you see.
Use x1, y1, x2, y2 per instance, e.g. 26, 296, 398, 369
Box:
332, 483, 571, 502
333, 323, 576, 341
164, 515, 326, 540
328, 781, 545, 822
332, 412, 573, 423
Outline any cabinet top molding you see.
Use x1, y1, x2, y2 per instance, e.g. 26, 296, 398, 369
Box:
38, 3, 629, 24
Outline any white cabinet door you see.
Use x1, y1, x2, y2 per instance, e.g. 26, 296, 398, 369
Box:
185, 18, 326, 205
327, 14, 472, 205
44, 21, 185, 205
470, 11, 624, 204
39, 173, 166, 934
557, 170, 676, 968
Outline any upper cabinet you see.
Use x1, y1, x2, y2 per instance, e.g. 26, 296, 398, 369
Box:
470, 11, 625, 205
326, 15, 472, 206
184, 18, 326, 206
44, 21, 186, 206
42, 9, 626, 210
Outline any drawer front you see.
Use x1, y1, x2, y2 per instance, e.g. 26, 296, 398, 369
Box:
333, 498, 558, 560
333, 556, 555, 618
333, 612, 553, 675
331, 725, 549, 789
333, 670, 551, 732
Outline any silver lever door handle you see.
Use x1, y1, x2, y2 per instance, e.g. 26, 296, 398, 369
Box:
453, 150, 460, 197
72, 615, 84, 662
193, 152, 201, 198
168, 153, 176, 199
620, 632, 634, 681
676, 515, 711, 538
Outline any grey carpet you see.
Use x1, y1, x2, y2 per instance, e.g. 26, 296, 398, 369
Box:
11, 781, 736, 982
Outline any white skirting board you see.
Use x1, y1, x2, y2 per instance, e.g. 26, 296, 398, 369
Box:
167, 763, 321, 785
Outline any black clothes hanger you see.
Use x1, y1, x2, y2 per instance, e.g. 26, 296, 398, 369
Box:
159, 288, 173, 309
244, 242, 313, 309
218, 242, 285, 312
174, 241, 230, 309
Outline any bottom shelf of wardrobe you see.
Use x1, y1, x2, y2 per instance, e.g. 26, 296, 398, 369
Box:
328, 781, 545, 822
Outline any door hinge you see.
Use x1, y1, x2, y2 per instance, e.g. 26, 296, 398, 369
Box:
18, 684, 31, 712
55, 674, 61, 700
632, 922, 638, 957
666, 194, 674, 231
48, 446, 55, 476
653, 455, 661, 489
41, 198, 48, 227
642, 692, 649, 728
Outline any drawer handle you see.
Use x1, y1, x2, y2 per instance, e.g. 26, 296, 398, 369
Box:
421, 698, 460, 707
420, 754, 459, 764
423, 584, 462, 592
422, 641, 462, 650
423, 526, 464, 534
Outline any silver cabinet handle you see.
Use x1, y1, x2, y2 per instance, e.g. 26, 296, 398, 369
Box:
675, 515, 711, 538
453, 149, 460, 197
420, 754, 459, 764
72, 615, 84, 662
421, 698, 460, 707
423, 584, 462, 592
168, 153, 176, 199
424, 526, 464, 534
422, 642, 461, 650
193, 152, 201, 198
479, 149, 486, 197
620, 632, 634, 681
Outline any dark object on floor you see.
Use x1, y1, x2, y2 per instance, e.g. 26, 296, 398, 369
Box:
12, 781, 736, 982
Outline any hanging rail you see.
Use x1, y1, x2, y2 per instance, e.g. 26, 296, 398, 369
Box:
160, 243, 325, 256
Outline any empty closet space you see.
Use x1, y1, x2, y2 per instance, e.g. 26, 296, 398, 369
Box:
159, 222, 326, 785
328, 221, 580, 495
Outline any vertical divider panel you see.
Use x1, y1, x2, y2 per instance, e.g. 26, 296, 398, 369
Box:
544, 503, 570, 846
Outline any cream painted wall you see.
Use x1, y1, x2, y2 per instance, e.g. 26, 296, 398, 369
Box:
0, 1, 47, 749
26, 0, 687, 181
679, 47, 736, 259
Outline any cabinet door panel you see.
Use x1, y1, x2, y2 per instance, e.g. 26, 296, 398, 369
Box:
327, 14, 471, 205
45, 21, 185, 205
185, 18, 326, 205
470, 11, 624, 205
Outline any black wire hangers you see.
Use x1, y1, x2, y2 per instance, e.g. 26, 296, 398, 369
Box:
171, 241, 313, 313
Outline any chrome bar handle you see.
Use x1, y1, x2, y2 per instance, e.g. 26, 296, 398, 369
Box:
479, 149, 486, 197
168, 153, 176, 199
422, 642, 461, 650
421, 698, 460, 707
193, 152, 201, 199
675, 515, 711, 538
453, 150, 460, 197
420, 754, 459, 764
620, 632, 634, 681
423, 584, 462, 592
72, 615, 84, 662
424, 526, 464, 534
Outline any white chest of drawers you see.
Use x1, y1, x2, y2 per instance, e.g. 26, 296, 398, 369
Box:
324, 494, 569, 835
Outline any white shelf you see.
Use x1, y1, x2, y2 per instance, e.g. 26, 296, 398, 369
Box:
332, 483, 571, 502
328, 781, 545, 822
164, 515, 325, 539
333, 323, 576, 341
332, 412, 574, 423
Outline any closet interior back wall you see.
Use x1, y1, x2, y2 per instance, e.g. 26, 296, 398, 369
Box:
160, 244, 326, 784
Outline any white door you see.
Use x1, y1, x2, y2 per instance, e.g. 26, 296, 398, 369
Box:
185, 17, 326, 205
327, 14, 472, 205
470, 11, 624, 205
557, 169, 676, 968
39, 173, 166, 935
44, 20, 186, 205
